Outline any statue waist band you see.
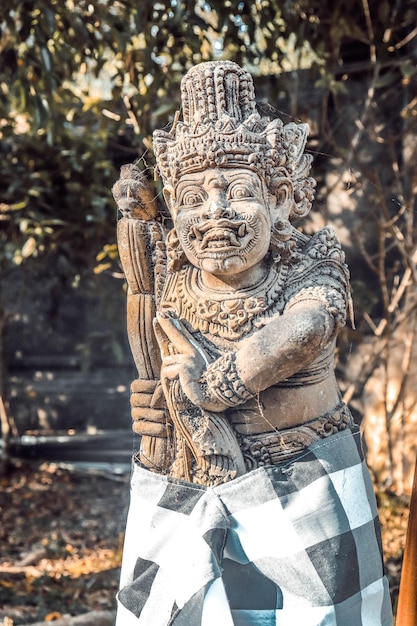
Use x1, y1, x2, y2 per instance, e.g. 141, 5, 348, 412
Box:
238, 402, 354, 471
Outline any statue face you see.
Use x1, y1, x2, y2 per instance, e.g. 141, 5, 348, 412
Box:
171, 168, 274, 278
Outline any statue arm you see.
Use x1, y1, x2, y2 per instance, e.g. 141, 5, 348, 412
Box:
196, 231, 352, 409
157, 301, 334, 412
235, 237, 352, 394
234, 300, 334, 394
207, 231, 352, 404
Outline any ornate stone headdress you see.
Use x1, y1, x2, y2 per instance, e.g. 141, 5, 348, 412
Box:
153, 60, 316, 221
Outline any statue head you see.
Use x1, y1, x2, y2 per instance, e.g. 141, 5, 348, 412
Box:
153, 61, 316, 278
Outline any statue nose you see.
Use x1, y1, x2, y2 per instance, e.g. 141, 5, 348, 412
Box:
206, 201, 234, 219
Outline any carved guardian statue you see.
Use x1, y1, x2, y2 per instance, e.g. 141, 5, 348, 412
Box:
113, 61, 392, 626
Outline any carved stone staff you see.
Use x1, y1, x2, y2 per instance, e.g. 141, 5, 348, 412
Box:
113, 164, 171, 471
396, 456, 417, 625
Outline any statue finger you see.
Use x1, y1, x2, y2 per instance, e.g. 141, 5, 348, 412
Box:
130, 379, 166, 409
131, 378, 157, 393
131, 390, 154, 408
132, 407, 170, 437
132, 418, 169, 438
131, 407, 167, 422
156, 315, 202, 358
161, 361, 182, 381
153, 317, 171, 357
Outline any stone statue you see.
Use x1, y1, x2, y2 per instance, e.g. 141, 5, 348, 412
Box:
113, 61, 392, 626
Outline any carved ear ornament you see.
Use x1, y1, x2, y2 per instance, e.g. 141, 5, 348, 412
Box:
165, 227, 188, 271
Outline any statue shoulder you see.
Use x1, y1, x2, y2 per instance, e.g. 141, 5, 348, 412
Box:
285, 226, 353, 329
288, 225, 348, 277
294, 225, 346, 265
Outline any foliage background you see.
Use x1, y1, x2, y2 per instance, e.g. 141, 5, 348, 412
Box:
1, 0, 417, 491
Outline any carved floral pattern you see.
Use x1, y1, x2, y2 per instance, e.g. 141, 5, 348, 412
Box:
162, 260, 289, 341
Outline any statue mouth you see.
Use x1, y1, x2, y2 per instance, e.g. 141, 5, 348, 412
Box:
191, 219, 248, 251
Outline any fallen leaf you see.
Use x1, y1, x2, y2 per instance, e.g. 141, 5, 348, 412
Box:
45, 612, 63, 621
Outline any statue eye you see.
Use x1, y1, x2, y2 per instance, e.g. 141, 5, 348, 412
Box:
180, 188, 205, 207
228, 183, 254, 200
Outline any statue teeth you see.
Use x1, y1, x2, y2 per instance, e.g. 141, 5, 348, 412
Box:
193, 226, 203, 240
200, 228, 240, 250
238, 223, 246, 237
228, 231, 239, 247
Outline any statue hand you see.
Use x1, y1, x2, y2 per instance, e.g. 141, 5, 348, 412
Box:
112, 163, 158, 220
153, 314, 227, 412
130, 378, 170, 437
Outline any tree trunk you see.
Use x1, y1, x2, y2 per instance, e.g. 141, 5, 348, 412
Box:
396, 456, 417, 625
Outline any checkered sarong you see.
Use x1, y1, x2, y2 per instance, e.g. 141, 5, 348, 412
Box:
116, 427, 392, 625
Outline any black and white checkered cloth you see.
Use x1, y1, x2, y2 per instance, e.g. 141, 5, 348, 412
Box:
116, 427, 392, 625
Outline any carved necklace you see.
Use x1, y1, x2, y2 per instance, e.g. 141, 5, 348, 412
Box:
172, 260, 289, 341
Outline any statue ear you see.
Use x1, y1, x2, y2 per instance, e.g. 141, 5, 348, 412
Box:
270, 179, 294, 221
163, 185, 177, 219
